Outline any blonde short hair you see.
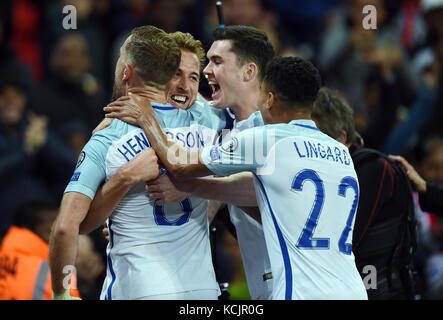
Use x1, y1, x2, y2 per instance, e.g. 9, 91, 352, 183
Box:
169, 31, 206, 70
126, 26, 181, 89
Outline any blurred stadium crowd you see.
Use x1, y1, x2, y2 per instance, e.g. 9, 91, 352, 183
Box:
0, 0, 442, 299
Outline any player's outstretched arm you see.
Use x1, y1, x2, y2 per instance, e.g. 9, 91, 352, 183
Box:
49, 192, 91, 299
79, 149, 160, 234
104, 92, 212, 180
147, 172, 260, 222
181, 173, 260, 223
170, 172, 258, 207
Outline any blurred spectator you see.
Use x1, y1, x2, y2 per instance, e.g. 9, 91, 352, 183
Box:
198, 0, 280, 50
108, 0, 152, 38
107, 0, 151, 80
35, 32, 106, 154
352, 0, 443, 153
217, 0, 281, 53
357, 69, 402, 149
394, 0, 428, 55
362, 40, 439, 152
0, 15, 37, 102
0, 79, 76, 237
317, 0, 419, 119
0, 200, 80, 300
266, 0, 339, 52
42, 0, 111, 86
7, 0, 44, 82
389, 154, 443, 215
380, 61, 438, 155
413, 0, 443, 139
406, 136, 443, 299
148, 0, 188, 33
414, 136, 443, 189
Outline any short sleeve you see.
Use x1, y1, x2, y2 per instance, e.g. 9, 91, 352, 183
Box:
64, 134, 110, 200
200, 127, 268, 176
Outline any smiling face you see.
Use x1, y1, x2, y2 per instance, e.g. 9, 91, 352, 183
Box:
203, 40, 244, 109
166, 50, 201, 110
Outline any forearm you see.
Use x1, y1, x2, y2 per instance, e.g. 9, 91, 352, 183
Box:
79, 170, 133, 234
137, 112, 210, 180
80, 148, 160, 232
179, 172, 258, 207
49, 192, 91, 294
49, 223, 80, 294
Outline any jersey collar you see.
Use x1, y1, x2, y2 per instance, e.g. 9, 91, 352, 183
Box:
233, 111, 261, 131
289, 119, 320, 131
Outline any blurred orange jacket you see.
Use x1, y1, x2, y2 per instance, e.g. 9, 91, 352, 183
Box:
0, 226, 80, 300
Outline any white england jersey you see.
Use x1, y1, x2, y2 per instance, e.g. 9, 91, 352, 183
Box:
201, 119, 368, 300
65, 101, 228, 300
221, 111, 273, 299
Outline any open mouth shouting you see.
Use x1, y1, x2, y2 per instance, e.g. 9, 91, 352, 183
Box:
208, 80, 221, 100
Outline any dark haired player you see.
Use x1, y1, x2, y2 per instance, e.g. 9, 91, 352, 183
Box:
105, 56, 368, 300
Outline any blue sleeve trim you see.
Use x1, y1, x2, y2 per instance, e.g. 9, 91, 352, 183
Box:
293, 123, 320, 131
152, 105, 176, 110
64, 185, 96, 200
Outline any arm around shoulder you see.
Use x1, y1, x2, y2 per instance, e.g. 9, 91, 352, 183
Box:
79, 148, 160, 233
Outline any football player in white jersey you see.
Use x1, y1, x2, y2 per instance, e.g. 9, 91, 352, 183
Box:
80, 31, 230, 232
188, 26, 275, 299
106, 26, 275, 299
104, 56, 368, 300
134, 26, 276, 299
49, 27, 226, 300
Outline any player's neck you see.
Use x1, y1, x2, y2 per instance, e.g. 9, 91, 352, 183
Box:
126, 85, 167, 104
290, 112, 312, 121
232, 104, 258, 122
268, 111, 312, 125
231, 87, 260, 121
267, 102, 312, 124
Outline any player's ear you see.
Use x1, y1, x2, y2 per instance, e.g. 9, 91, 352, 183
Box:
243, 62, 258, 82
337, 130, 347, 145
266, 92, 275, 111
122, 63, 133, 81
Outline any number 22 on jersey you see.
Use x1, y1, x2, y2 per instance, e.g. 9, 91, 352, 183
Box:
292, 169, 358, 255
